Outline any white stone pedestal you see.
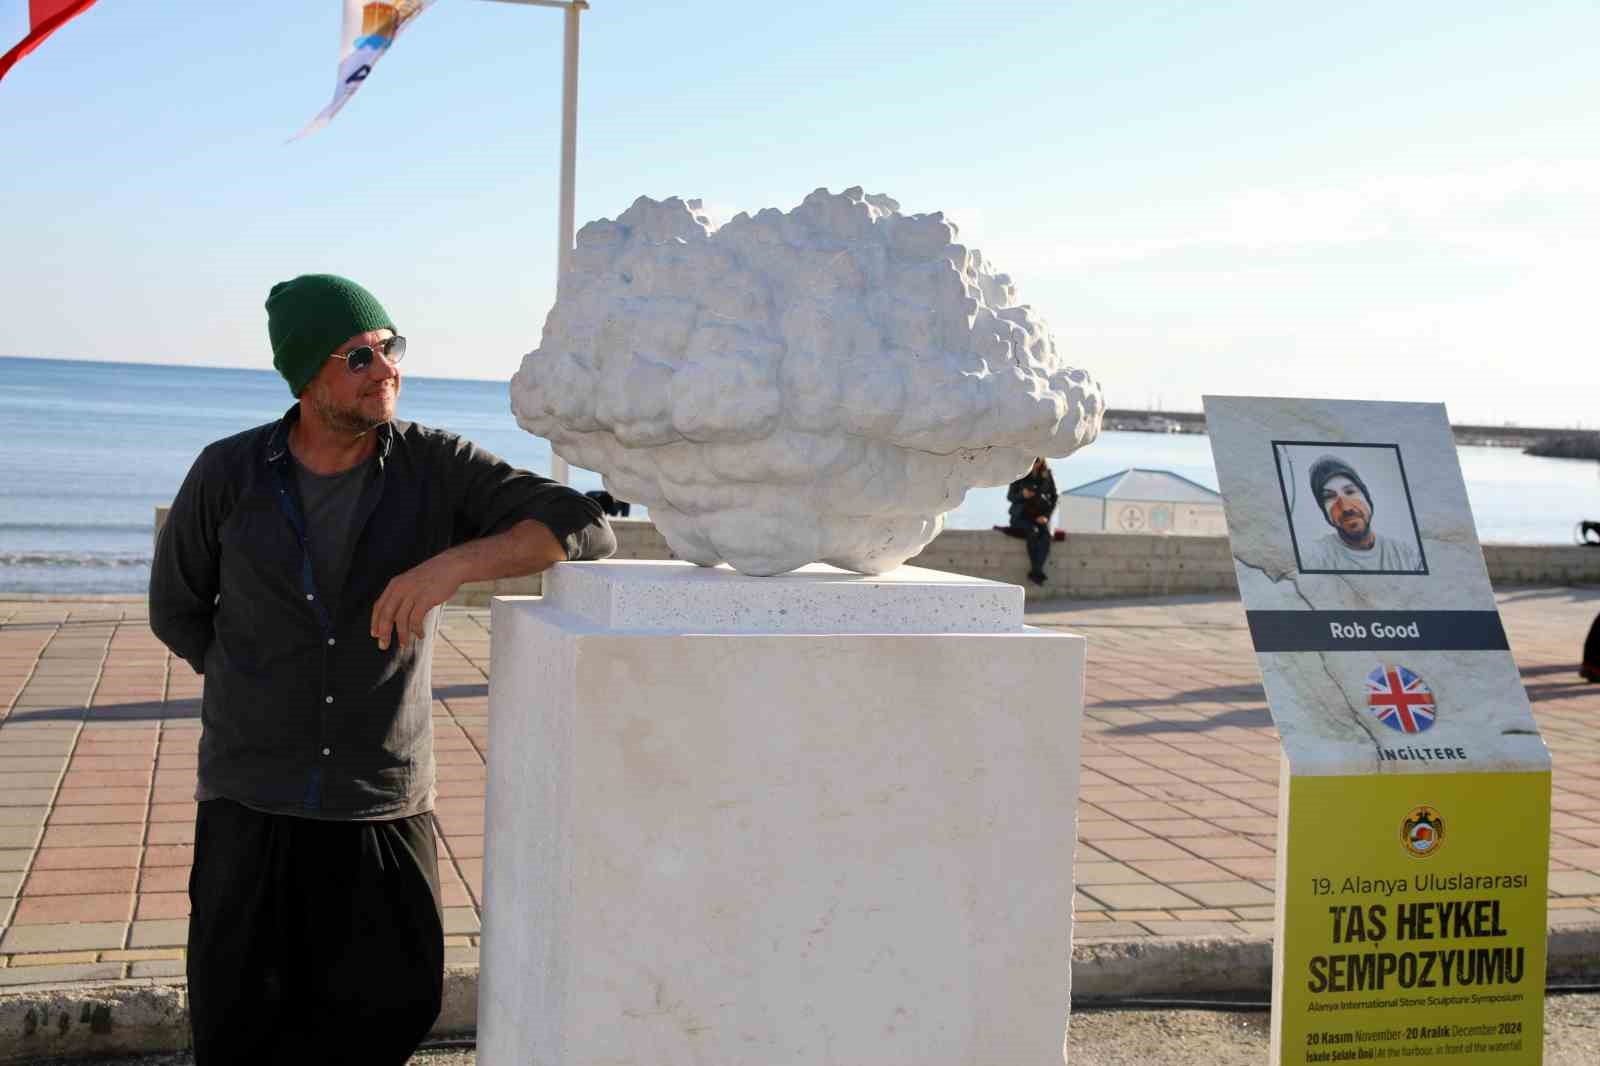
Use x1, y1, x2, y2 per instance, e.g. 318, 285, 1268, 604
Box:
480, 561, 1084, 1065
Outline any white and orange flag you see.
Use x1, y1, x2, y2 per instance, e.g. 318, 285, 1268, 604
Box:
1, 1, 99, 83
296, 0, 437, 139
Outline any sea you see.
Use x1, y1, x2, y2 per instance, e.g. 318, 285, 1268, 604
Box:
3, 355, 1598, 595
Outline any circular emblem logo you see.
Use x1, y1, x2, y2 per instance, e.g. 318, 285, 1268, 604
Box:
1118, 506, 1146, 531
1402, 806, 1445, 857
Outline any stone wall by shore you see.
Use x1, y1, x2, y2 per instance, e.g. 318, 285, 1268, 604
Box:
152, 508, 1600, 603
448, 520, 1600, 605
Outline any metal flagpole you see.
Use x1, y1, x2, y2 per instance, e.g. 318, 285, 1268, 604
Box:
481, 0, 589, 484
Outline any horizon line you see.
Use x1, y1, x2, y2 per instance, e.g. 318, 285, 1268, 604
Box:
0, 352, 513, 386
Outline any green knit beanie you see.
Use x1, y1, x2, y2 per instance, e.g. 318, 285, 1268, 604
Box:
266, 274, 397, 396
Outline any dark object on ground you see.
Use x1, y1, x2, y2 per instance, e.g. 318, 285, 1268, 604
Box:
585, 489, 631, 517
1054, 529, 1067, 541
1583, 611, 1600, 682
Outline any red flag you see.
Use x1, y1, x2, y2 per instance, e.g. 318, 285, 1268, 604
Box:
1, 1, 99, 83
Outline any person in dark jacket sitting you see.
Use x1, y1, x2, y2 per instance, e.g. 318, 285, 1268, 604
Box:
1006, 457, 1058, 585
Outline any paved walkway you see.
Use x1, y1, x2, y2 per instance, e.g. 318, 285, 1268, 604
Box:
0, 587, 1597, 990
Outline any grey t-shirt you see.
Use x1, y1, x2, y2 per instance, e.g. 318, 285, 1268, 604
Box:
1303, 531, 1423, 572
292, 455, 374, 607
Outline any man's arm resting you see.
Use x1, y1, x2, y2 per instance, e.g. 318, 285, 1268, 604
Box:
371, 517, 591, 651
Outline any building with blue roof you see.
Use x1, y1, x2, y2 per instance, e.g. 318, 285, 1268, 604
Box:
1057, 468, 1227, 536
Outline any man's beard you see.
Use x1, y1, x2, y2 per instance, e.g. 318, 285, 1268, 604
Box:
1335, 516, 1372, 547
310, 383, 395, 434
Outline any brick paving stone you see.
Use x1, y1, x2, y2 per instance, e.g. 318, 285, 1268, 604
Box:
1211, 857, 1280, 882
145, 822, 194, 845
1167, 881, 1277, 908
1127, 859, 1236, 883
130, 958, 186, 978
1138, 920, 1245, 938
24, 868, 136, 896
1079, 884, 1202, 911
1105, 910, 1175, 922
134, 893, 190, 920
100, 948, 182, 961
40, 823, 145, 848
1172, 909, 1240, 921
1176, 835, 1274, 859
1549, 870, 1600, 895
9, 950, 99, 966
0, 826, 41, 849
128, 918, 188, 948
12, 893, 132, 924
442, 907, 480, 935
138, 866, 189, 893
0, 961, 125, 987
0, 921, 126, 953
142, 845, 194, 867
1547, 907, 1600, 926
1073, 861, 1152, 886
1093, 838, 1192, 862
46, 803, 144, 826
447, 836, 484, 859
31, 847, 140, 871
1071, 921, 1150, 941
55, 787, 146, 807
1077, 821, 1153, 842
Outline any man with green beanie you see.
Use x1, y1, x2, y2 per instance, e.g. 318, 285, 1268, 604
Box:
1303, 453, 1422, 572
149, 274, 615, 1065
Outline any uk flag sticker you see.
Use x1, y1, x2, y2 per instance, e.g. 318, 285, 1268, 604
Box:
1367, 664, 1437, 734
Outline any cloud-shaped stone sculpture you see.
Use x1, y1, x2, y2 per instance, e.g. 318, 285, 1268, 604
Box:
511, 186, 1103, 576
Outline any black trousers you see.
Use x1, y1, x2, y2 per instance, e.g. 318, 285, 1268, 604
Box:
1014, 522, 1051, 573
187, 799, 445, 1066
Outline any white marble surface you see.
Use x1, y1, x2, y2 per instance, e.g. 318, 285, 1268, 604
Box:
542, 558, 1022, 634
1204, 396, 1547, 776
511, 187, 1103, 576
479, 563, 1084, 1065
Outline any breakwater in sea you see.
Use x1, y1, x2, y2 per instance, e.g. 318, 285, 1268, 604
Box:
1105, 408, 1598, 455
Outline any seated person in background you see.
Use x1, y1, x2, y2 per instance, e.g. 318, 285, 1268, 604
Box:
1006, 457, 1058, 586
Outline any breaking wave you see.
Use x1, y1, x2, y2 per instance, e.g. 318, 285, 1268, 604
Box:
0, 552, 151, 568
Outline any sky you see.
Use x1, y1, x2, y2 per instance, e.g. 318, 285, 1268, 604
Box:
3, 0, 1597, 426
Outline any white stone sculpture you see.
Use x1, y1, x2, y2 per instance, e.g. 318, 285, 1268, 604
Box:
511, 186, 1103, 576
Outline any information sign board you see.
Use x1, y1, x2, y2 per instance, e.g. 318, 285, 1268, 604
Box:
1203, 397, 1551, 1066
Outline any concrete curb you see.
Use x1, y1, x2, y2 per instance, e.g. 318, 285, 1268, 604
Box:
1, 931, 1595, 1062
0, 967, 478, 1065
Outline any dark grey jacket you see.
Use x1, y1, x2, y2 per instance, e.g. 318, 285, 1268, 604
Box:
149, 407, 615, 819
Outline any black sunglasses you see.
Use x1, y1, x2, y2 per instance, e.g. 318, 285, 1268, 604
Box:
329, 335, 407, 374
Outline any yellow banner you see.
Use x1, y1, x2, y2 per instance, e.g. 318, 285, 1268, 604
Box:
1278, 772, 1549, 1065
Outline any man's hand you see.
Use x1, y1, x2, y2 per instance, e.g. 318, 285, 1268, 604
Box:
1035, 515, 1049, 525
1021, 487, 1035, 498
371, 519, 567, 651
372, 555, 467, 651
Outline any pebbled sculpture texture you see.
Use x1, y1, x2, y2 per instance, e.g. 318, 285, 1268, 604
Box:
511, 186, 1103, 576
